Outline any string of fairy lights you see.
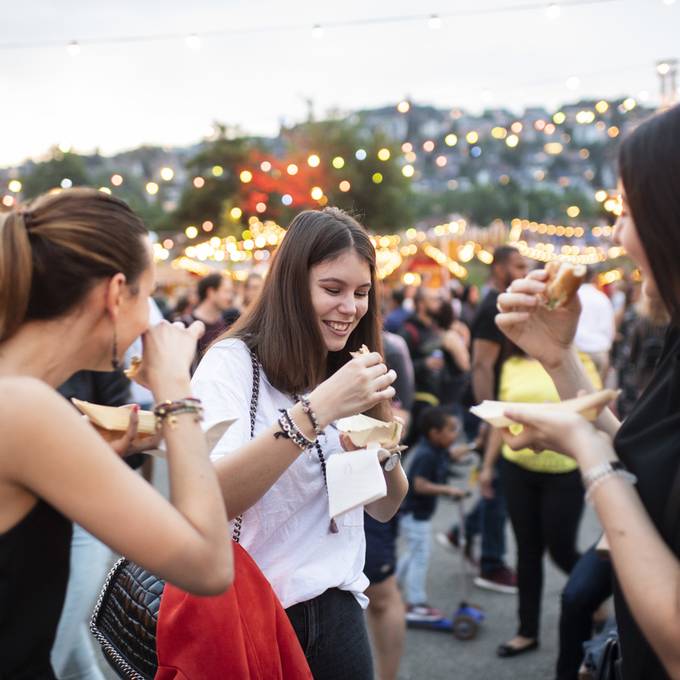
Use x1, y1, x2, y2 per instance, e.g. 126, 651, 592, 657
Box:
157, 209, 626, 285
0, 0, 641, 53
2, 92, 636, 281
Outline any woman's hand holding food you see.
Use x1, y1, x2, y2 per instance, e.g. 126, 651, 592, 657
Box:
309, 350, 397, 428
499, 407, 617, 470
495, 269, 581, 370
133, 320, 204, 397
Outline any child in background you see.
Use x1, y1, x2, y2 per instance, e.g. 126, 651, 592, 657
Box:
397, 406, 467, 622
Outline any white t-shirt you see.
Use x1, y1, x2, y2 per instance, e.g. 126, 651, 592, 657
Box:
574, 284, 616, 354
191, 338, 369, 609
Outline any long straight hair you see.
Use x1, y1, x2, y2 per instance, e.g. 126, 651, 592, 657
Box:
619, 104, 680, 322
225, 207, 387, 415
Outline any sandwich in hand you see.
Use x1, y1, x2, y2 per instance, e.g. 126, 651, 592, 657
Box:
543, 261, 587, 310
350, 344, 371, 358
124, 356, 142, 380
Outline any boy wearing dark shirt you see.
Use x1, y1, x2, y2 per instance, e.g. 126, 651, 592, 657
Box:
397, 407, 466, 622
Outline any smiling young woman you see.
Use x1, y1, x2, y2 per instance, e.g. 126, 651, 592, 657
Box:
192, 207, 408, 679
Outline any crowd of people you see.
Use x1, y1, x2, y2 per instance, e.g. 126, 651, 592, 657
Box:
1, 105, 680, 680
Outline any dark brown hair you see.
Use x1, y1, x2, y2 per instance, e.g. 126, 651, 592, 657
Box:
0, 187, 148, 342
619, 104, 680, 321
197, 272, 226, 302
227, 207, 386, 409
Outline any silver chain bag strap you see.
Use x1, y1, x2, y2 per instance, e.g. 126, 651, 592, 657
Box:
90, 350, 261, 679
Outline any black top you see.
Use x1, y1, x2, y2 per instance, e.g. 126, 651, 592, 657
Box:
401, 439, 450, 520
470, 289, 514, 399
0, 500, 72, 679
613, 326, 680, 680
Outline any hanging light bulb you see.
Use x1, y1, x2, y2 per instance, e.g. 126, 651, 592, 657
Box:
545, 3, 561, 19
66, 41, 81, 56
427, 14, 442, 29
312, 24, 324, 39
185, 34, 201, 49
566, 76, 580, 90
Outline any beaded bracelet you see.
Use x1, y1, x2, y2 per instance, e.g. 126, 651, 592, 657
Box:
583, 461, 637, 504
154, 398, 204, 430
299, 395, 323, 437
275, 408, 317, 450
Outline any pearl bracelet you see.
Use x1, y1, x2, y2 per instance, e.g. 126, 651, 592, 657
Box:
582, 461, 637, 504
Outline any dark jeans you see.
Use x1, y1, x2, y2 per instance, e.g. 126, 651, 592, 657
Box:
555, 544, 613, 680
502, 459, 584, 639
452, 461, 508, 572
285, 588, 373, 680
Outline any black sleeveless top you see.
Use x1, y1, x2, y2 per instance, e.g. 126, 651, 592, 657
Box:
0, 500, 72, 679
613, 326, 680, 680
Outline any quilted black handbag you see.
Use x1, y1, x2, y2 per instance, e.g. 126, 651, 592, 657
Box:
90, 352, 260, 679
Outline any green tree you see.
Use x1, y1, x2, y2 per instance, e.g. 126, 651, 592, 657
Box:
21, 149, 90, 199
280, 120, 415, 232
167, 128, 252, 236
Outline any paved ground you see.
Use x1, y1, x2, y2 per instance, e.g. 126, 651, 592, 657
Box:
396, 474, 600, 680
96, 458, 601, 680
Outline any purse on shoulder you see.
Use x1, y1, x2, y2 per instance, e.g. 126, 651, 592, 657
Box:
90, 351, 263, 679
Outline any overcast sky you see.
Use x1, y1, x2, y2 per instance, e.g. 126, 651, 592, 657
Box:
0, 0, 677, 166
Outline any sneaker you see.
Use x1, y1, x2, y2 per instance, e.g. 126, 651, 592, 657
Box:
474, 566, 518, 594
436, 529, 460, 551
436, 530, 480, 568
405, 604, 445, 622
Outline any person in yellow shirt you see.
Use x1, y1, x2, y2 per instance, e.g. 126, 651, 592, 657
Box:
478, 349, 601, 657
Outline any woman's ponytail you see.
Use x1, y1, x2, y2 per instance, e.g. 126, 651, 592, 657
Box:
0, 211, 33, 342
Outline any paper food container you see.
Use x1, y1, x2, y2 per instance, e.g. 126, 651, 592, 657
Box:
72, 399, 157, 435
336, 413, 403, 449
469, 389, 619, 429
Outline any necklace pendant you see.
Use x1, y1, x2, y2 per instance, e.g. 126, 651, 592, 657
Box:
329, 518, 339, 534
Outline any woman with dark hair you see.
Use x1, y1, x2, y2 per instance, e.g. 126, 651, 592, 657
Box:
494, 104, 680, 679
0, 188, 232, 679
194, 207, 407, 679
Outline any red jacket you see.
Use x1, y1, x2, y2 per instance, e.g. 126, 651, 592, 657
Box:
155, 543, 312, 679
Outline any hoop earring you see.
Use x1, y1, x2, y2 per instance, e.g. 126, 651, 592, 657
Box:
111, 327, 120, 370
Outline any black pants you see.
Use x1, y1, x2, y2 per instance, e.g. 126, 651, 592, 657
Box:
501, 459, 584, 639
285, 588, 373, 680
555, 543, 613, 680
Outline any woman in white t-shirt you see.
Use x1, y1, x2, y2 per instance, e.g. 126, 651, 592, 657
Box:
193, 207, 408, 679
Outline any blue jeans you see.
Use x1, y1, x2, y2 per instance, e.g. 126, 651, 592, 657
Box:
449, 461, 508, 572
396, 513, 431, 605
286, 588, 373, 680
555, 544, 613, 680
51, 525, 110, 680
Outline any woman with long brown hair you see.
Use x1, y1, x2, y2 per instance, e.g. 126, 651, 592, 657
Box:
194, 207, 408, 679
0, 188, 232, 679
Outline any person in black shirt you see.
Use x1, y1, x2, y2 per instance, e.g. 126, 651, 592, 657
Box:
183, 272, 239, 363
397, 407, 466, 622
495, 104, 680, 679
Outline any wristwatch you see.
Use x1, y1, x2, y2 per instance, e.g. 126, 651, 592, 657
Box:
381, 451, 402, 472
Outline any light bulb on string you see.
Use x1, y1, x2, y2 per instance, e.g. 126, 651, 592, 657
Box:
312, 24, 324, 39
185, 34, 201, 50
662, 0, 676, 6
545, 3, 561, 19
66, 41, 81, 56
428, 14, 442, 29
566, 76, 580, 90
